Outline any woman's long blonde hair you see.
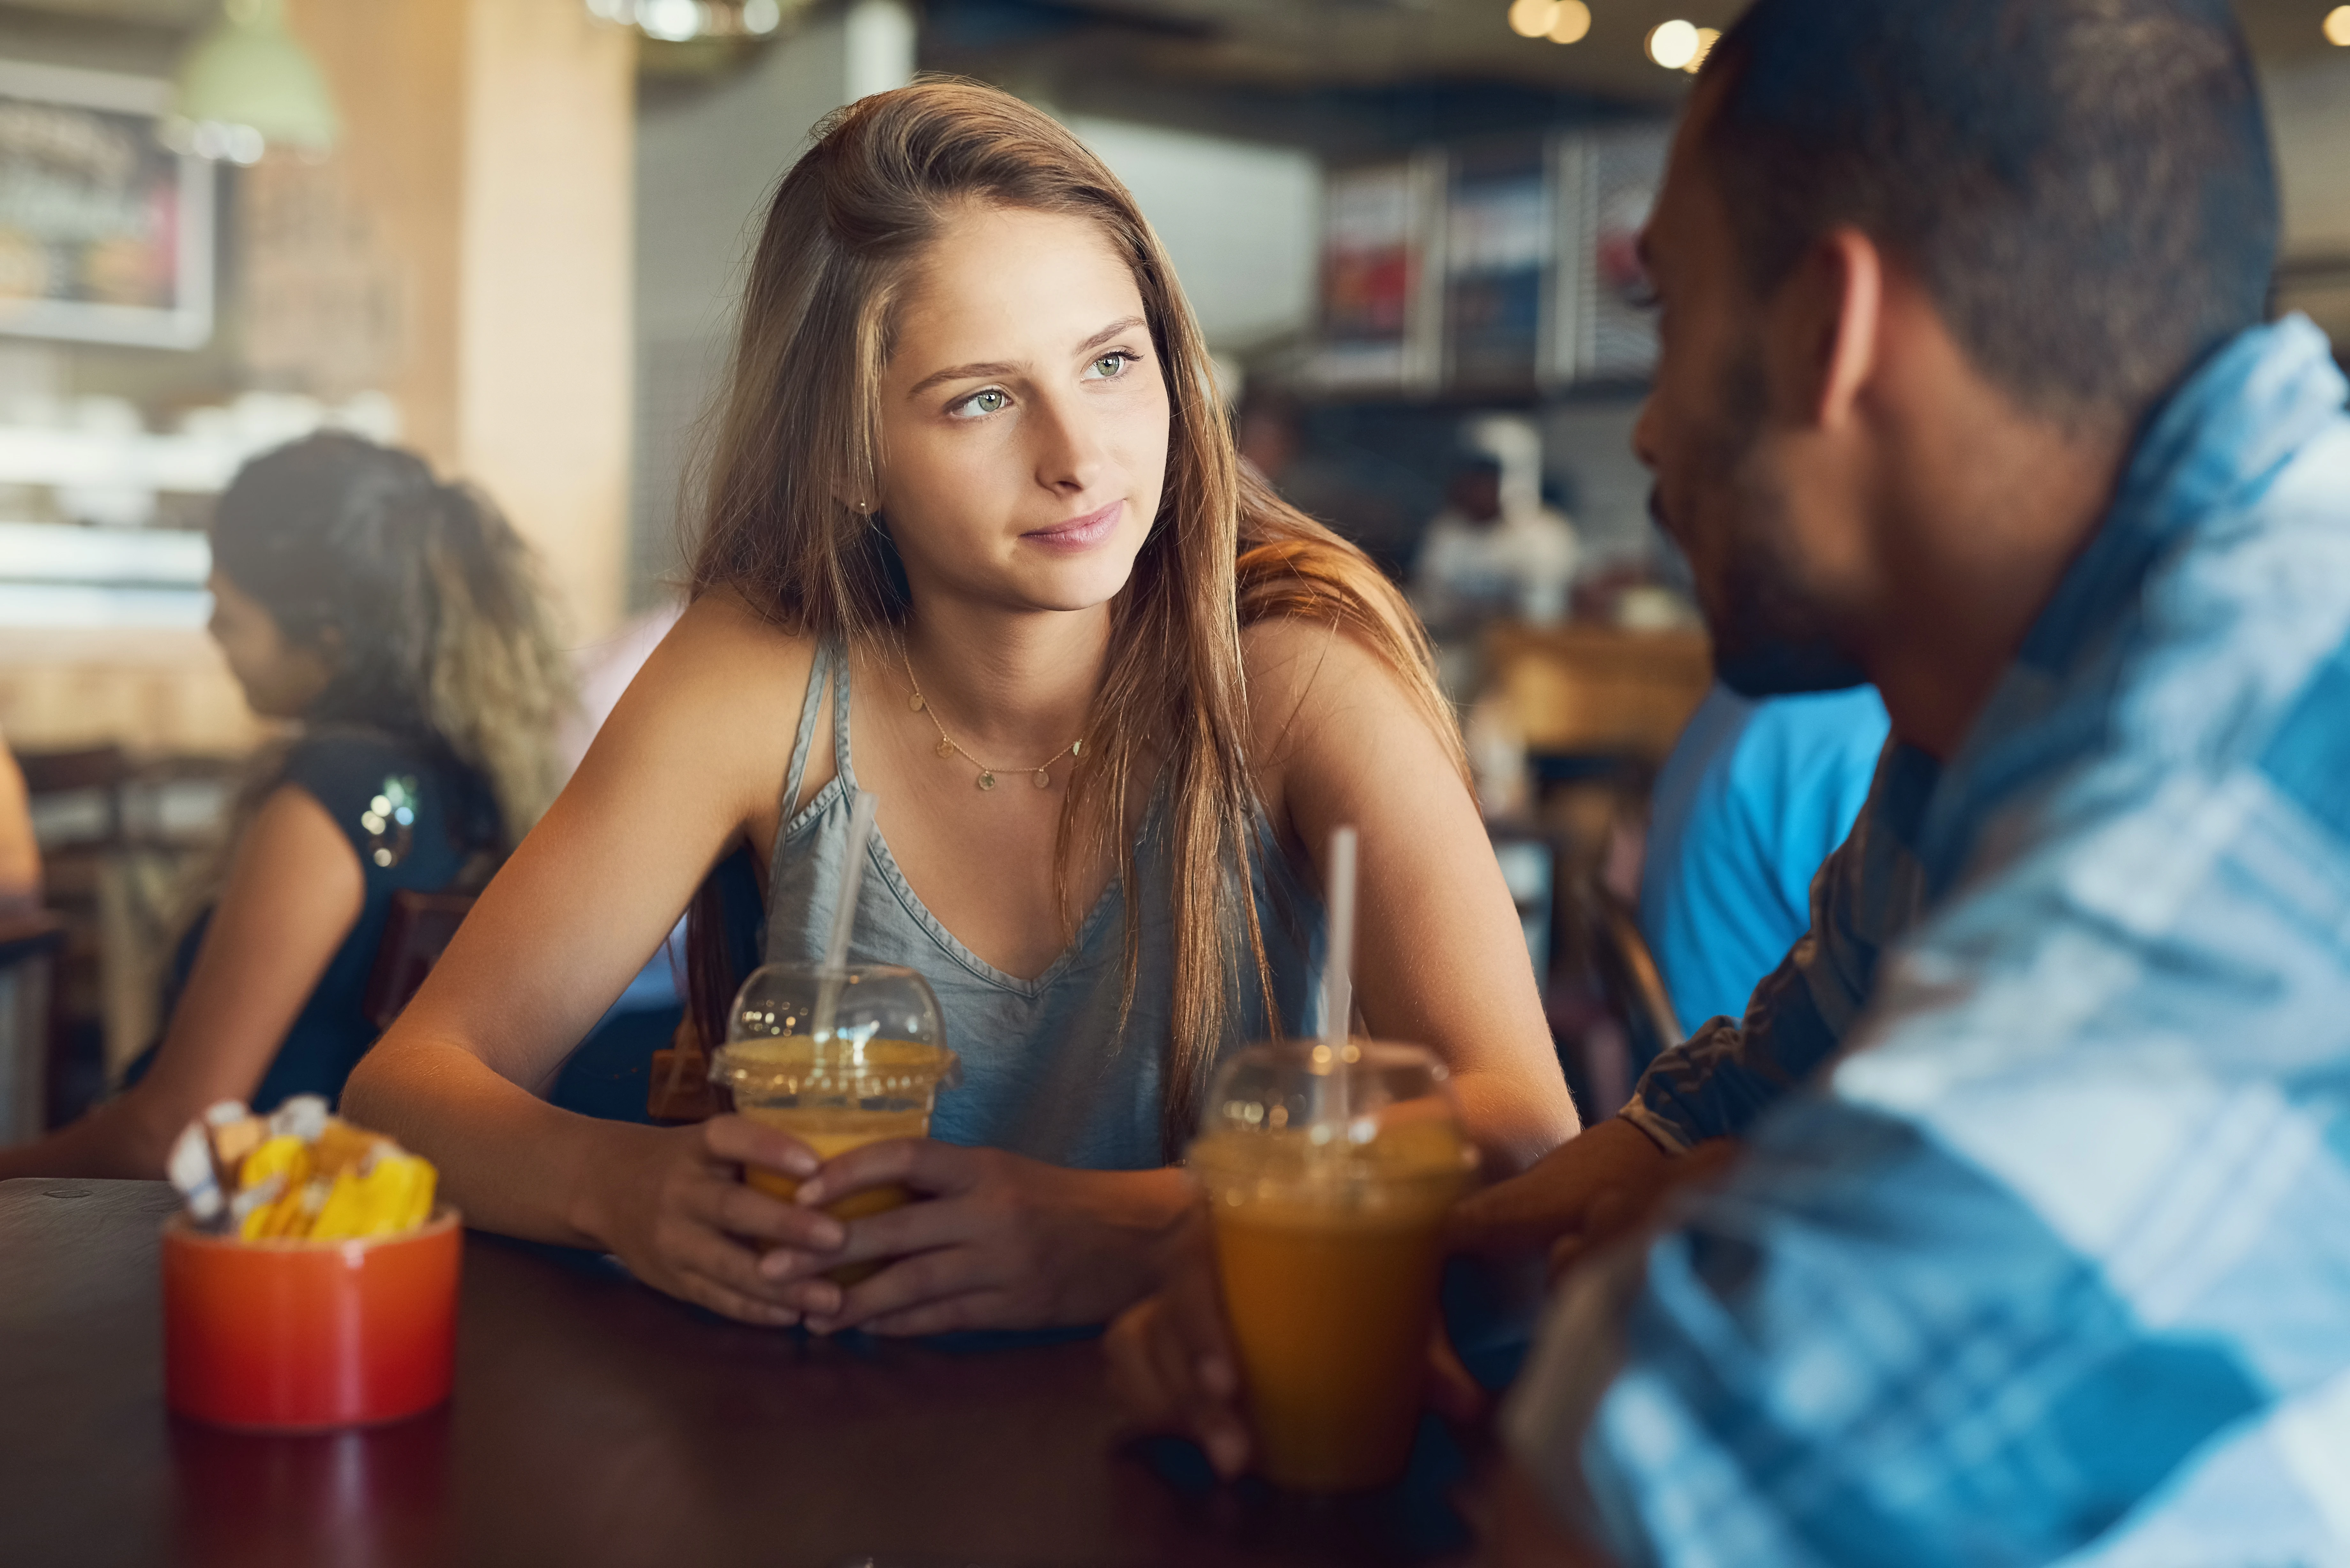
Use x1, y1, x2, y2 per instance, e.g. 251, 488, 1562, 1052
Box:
686, 79, 1464, 1151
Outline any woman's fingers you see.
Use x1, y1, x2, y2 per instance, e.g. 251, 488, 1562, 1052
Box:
656, 1209, 805, 1318
812, 1244, 986, 1332
698, 1112, 819, 1181
792, 1136, 974, 1208
674, 1271, 804, 1328
690, 1176, 848, 1252
854, 1290, 1003, 1338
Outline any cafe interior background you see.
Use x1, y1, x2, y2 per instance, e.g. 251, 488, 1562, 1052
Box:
0, 0, 2345, 1143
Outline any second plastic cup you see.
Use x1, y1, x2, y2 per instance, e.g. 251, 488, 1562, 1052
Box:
709, 961, 957, 1285
1188, 1040, 1476, 1492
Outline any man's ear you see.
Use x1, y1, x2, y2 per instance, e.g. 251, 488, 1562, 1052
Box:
1778, 225, 1884, 433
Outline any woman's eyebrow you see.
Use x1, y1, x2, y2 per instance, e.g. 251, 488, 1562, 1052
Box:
903, 316, 1148, 401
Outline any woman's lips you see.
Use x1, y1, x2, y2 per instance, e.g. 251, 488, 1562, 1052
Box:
1021, 499, 1122, 550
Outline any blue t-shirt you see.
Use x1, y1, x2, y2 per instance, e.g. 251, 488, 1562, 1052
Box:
1638, 682, 1889, 1030
130, 727, 497, 1114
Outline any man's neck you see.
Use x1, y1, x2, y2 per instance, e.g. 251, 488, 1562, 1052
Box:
1862, 401, 2129, 762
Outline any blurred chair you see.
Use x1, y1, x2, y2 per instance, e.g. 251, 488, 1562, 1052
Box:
1548, 869, 1684, 1126
19, 745, 244, 1126
363, 891, 477, 1030
0, 910, 68, 1145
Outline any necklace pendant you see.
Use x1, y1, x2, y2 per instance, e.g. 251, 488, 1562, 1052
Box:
976, 770, 997, 791
908, 692, 926, 713
1070, 738, 1083, 758
934, 738, 955, 759
1033, 767, 1052, 789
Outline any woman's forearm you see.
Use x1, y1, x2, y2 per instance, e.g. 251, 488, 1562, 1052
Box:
0, 1090, 179, 1182
343, 1035, 659, 1249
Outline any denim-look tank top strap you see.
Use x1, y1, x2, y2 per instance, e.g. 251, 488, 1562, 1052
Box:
758, 639, 1324, 1171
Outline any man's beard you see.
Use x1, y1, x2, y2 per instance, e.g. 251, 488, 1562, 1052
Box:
1678, 341, 1869, 699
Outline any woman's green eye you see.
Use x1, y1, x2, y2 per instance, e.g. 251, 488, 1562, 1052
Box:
1092, 352, 1130, 378
955, 389, 1009, 418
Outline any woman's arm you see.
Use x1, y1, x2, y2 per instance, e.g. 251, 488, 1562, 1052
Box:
1245, 616, 1582, 1172
341, 597, 851, 1324
0, 733, 40, 908
0, 784, 362, 1180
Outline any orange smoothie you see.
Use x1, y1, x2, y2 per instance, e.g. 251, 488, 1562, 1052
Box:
1194, 1115, 1473, 1491
717, 1036, 952, 1288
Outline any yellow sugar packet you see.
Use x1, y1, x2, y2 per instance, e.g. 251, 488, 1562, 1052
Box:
238, 1134, 312, 1195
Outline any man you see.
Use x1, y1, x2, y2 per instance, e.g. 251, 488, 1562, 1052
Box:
1111, 2, 2350, 1561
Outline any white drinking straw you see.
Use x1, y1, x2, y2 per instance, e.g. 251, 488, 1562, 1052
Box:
812, 788, 881, 1043
1318, 824, 1358, 1128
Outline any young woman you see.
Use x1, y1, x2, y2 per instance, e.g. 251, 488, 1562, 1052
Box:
0, 434, 568, 1180
345, 80, 1579, 1334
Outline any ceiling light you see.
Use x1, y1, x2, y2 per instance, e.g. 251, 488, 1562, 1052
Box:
169, 0, 339, 158
1549, 1, 1592, 45
2326, 5, 2350, 45
636, 0, 704, 41
1507, 0, 1560, 39
1683, 25, 1720, 72
1648, 19, 1701, 70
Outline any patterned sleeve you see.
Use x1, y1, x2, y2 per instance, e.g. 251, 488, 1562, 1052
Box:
1621, 744, 1924, 1153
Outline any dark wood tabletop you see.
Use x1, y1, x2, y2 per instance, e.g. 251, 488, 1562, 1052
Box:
0, 1178, 1499, 1568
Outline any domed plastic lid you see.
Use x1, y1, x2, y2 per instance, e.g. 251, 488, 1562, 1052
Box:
1186, 1040, 1475, 1210
709, 961, 955, 1100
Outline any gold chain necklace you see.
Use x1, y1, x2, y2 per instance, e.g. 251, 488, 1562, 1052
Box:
898, 638, 1084, 792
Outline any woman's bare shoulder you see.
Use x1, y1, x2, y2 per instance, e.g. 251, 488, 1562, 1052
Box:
633, 591, 820, 710
576, 591, 822, 818
1241, 615, 1418, 743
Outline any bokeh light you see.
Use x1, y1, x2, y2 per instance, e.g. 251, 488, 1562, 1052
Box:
1549, 1, 1592, 45
2326, 5, 2350, 46
1507, 0, 1559, 39
1648, 19, 1700, 70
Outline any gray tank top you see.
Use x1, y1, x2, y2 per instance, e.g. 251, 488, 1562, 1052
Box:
760, 643, 1324, 1170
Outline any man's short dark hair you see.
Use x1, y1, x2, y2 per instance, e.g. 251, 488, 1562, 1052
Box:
1702, 0, 2278, 425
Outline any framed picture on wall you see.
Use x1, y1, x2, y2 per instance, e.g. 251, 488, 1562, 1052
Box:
0, 61, 215, 350
1312, 154, 1445, 393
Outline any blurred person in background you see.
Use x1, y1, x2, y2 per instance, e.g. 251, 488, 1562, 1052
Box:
347, 80, 1577, 1338
0, 726, 38, 912
0, 434, 570, 1180
1638, 682, 1888, 1030
1410, 420, 1580, 638
1114, 0, 2350, 1558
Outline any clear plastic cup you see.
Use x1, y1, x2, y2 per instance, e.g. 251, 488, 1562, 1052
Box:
707, 961, 957, 1285
1187, 1040, 1477, 1491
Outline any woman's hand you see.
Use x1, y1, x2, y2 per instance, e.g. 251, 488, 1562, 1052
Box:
771, 1141, 1191, 1336
584, 1114, 860, 1327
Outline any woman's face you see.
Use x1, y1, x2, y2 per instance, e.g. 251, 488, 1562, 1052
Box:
206, 571, 335, 719
872, 203, 1171, 617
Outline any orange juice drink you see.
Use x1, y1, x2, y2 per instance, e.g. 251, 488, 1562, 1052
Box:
710, 1028, 956, 1286
1189, 1044, 1475, 1491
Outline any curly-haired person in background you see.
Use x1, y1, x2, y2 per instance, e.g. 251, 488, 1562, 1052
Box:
0, 433, 571, 1179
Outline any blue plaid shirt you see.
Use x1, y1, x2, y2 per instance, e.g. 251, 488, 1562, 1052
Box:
1506, 317, 2350, 1566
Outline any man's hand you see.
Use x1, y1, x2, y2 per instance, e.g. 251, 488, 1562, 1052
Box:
1449, 1117, 1737, 1277
1103, 1206, 1251, 1476
1103, 1205, 1489, 1480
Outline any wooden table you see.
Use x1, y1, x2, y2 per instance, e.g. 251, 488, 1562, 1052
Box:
0, 1180, 1499, 1567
